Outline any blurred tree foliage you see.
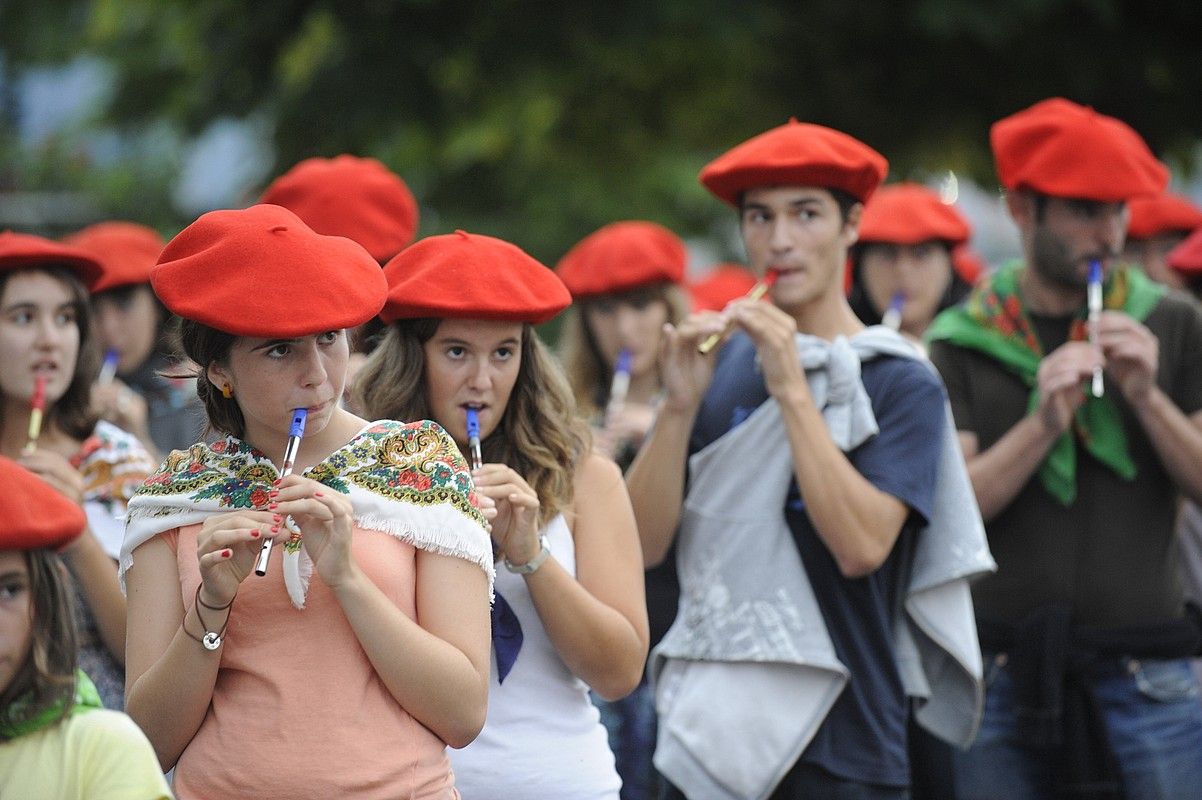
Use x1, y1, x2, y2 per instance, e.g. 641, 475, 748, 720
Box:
2, 0, 1200, 261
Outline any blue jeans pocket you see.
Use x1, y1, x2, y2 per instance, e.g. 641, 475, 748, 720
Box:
1130, 658, 1201, 703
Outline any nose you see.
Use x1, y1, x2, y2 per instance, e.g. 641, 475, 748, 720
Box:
94, 305, 121, 348
615, 305, 640, 342
33, 313, 63, 349
467, 357, 492, 391
1097, 204, 1127, 253
298, 343, 329, 388
769, 215, 793, 254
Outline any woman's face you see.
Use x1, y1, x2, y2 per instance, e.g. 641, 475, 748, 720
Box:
582, 294, 670, 380
0, 271, 81, 409
209, 330, 350, 446
422, 319, 523, 446
93, 284, 160, 374
858, 241, 953, 335
0, 550, 33, 697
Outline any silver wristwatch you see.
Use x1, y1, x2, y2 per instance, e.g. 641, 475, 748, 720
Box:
503, 534, 552, 574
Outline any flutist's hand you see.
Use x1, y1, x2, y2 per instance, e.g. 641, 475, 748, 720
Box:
18, 449, 85, 506
659, 313, 723, 413
1035, 342, 1102, 436
471, 464, 541, 566
196, 510, 278, 606
1097, 311, 1158, 405
727, 299, 809, 404
271, 474, 357, 588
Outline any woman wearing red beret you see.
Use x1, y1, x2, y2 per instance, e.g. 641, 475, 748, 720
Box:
847, 183, 978, 342
121, 205, 493, 799
358, 230, 649, 800
66, 221, 206, 457
0, 232, 157, 711
0, 456, 172, 799
556, 221, 691, 468
555, 220, 689, 800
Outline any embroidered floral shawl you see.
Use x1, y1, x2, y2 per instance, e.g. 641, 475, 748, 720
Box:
121, 419, 494, 608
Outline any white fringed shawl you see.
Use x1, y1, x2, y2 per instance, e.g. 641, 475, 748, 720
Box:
121, 419, 494, 608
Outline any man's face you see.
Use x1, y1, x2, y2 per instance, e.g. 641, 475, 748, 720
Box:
1026, 196, 1128, 289
739, 186, 859, 313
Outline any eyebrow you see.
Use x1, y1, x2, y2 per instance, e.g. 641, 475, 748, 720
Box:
0, 570, 28, 582
743, 196, 827, 212
250, 338, 300, 352
435, 336, 521, 347
2, 301, 76, 314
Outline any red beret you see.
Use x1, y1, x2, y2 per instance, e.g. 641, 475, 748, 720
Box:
858, 183, 971, 247
151, 204, 387, 337
1126, 193, 1202, 240
260, 155, 419, 263
991, 98, 1168, 202
380, 230, 570, 325
0, 231, 103, 290
688, 264, 759, 312
64, 222, 165, 293
0, 457, 86, 551
700, 119, 888, 206
556, 221, 686, 298
1167, 228, 1202, 276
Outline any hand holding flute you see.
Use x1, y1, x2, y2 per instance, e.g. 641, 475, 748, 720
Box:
255, 408, 308, 576
697, 269, 780, 354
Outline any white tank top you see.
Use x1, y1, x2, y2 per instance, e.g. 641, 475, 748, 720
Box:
448, 514, 621, 800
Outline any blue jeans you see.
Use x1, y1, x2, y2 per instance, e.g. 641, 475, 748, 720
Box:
954, 654, 1202, 799
595, 680, 659, 800
661, 762, 910, 800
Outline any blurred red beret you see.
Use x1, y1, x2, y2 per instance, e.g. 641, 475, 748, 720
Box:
857, 183, 971, 247
261, 155, 419, 263
0, 231, 103, 290
64, 222, 165, 293
556, 221, 686, 298
700, 119, 888, 206
1126, 193, 1202, 240
991, 98, 1167, 202
0, 456, 86, 551
380, 230, 570, 325
1167, 228, 1202, 276
951, 245, 987, 285
688, 264, 759, 312
151, 204, 386, 337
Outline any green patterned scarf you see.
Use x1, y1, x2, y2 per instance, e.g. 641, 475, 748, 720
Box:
0, 670, 102, 741
926, 261, 1165, 505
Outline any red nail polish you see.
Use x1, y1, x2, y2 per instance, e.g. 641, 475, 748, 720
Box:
273, 479, 281, 487
271, 525, 279, 533
222, 549, 232, 558
268, 490, 279, 498
268, 502, 278, 510
272, 514, 282, 522
315, 491, 323, 498
251, 530, 260, 538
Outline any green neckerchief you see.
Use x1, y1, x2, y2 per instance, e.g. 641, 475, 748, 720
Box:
0, 670, 103, 741
926, 260, 1165, 505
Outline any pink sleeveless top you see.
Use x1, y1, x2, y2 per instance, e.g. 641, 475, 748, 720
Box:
166, 523, 459, 800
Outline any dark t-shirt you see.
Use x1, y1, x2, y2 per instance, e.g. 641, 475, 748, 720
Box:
929, 289, 1202, 628
688, 332, 945, 788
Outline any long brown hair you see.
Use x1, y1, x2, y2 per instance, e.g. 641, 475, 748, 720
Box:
558, 282, 690, 420
357, 319, 590, 527
0, 266, 99, 442
0, 550, 79, 741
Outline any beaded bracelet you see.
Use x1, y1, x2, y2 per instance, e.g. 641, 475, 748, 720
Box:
184, 584, 234, 651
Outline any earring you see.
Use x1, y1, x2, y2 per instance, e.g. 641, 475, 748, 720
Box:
221, 383, 233, 399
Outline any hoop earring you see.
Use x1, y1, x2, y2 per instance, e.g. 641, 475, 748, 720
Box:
221, 383, 233, 400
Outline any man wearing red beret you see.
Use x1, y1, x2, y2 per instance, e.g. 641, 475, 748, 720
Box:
627, 120, 993, 799
928, 98, 1202, 799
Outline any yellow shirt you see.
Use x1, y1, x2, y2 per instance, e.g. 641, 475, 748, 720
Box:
0, 709, 172, 800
